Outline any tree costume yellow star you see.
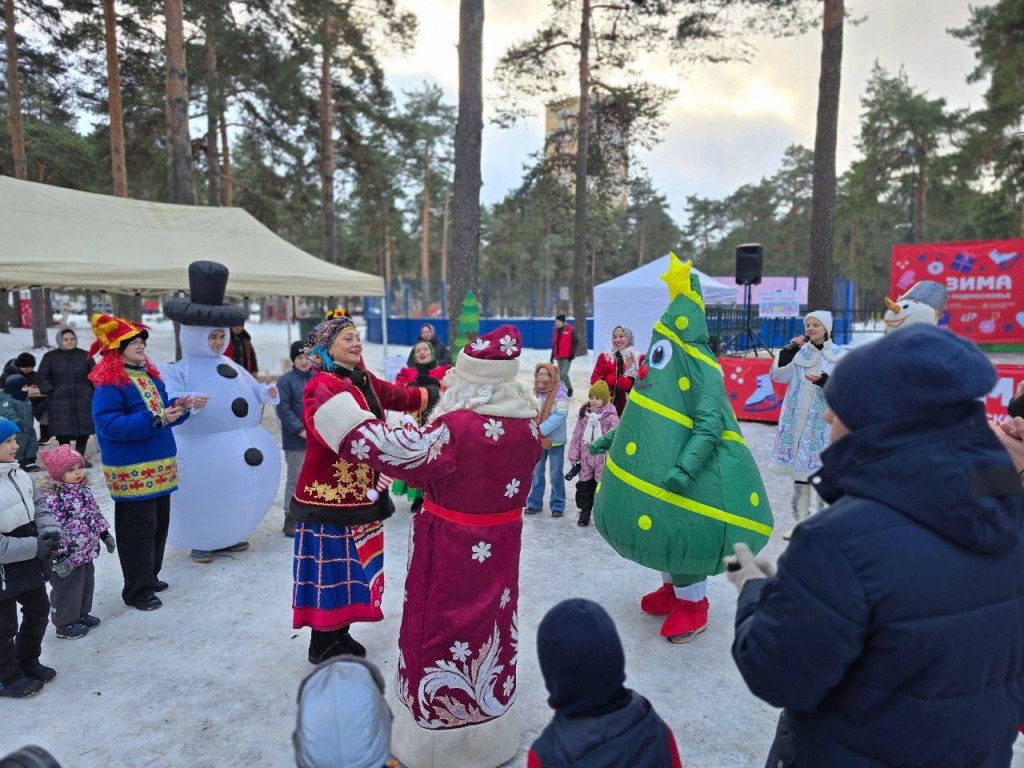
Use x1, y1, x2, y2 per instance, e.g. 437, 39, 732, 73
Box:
590, 254, 773, 642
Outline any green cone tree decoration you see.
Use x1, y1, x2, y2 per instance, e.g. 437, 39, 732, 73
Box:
451, 290, 480, 363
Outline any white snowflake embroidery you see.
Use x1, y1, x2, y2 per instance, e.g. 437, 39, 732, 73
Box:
504, 478, 520, 498
471, 541, 492, 563
502, 675, 515, 697
470, 338, 491, 351
483, 418, 505, 442
498, 334, 518, 356
350, 438, 370, 461
449, 641, 471, 662
500, 587, 511, 609
529, 420, 539, 439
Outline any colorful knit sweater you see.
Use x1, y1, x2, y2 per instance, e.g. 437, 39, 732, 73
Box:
91, 359, 189, 501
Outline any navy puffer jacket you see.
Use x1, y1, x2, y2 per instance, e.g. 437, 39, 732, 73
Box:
733, 402, 1024, 768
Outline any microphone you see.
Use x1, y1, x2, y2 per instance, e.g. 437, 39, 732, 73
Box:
781, 335, 810, 353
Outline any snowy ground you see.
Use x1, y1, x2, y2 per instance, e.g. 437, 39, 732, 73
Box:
1, 321, 1023, 767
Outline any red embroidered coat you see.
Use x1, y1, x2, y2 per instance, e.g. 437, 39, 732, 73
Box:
291, 369, 424, 526
335, 405, 541, 765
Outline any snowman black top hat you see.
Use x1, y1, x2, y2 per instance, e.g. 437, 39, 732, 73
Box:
164, 260, 246, 327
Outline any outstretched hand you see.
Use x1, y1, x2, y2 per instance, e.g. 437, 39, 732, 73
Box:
723, 543, 775, 592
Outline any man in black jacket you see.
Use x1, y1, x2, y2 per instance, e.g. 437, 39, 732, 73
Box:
726, 324, 1024, 768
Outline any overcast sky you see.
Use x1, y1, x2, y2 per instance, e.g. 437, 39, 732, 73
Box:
381, 0, 992, 224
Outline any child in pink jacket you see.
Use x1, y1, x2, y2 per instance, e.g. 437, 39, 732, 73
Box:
566, 381, 619, 527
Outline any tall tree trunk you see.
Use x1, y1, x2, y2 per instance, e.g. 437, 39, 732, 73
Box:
204, 1, 221, 207
447, 0, 484, 339
915, 144, 927, 243
219, 110, 233, 206
421, 144, 431, 310
441, 191, 450, 284
103, 0, 128, 197
570, 0, 591, 351
3, 0, 26, 181
807, 0, 843, 310
4, 0, 46, 344
0, 289, 8, 334
319, 13, 337, 263
164, 0, 196, 205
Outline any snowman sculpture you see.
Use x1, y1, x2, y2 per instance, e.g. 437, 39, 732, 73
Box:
162, 261, 281, 556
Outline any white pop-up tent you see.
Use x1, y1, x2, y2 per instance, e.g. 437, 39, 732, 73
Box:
0, 176, 383, 296
593, 254, 735, 356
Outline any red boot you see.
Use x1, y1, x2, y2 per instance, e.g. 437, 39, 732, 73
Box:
660, 597, 709, 644
640, 583, 676, 615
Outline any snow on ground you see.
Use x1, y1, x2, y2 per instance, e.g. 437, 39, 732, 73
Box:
1, 322, 1022, 767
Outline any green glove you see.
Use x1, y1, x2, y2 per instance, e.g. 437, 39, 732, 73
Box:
588, 427, 617, 455
663, 465, 695, 495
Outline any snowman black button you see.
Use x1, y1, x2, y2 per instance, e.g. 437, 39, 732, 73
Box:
244, 448, 263, 466
217, 363, 238, 379
232, 398, 249, 418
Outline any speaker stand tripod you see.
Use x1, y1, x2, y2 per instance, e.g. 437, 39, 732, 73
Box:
719, 284, 773, 357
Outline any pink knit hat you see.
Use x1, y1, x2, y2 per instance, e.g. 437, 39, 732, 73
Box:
39, 444, 85, 480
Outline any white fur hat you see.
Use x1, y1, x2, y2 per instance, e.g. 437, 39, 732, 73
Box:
805, 310, 834, 335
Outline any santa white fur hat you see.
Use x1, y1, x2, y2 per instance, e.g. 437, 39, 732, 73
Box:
455, 324, 523, 384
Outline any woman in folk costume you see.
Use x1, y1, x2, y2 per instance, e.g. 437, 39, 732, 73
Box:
89, 314, 195, 611
290, 316, 426, 665
769, 310, 846, 525
315, 325, 540, 768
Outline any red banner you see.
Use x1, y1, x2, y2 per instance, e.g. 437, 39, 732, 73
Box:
988, 364, 1024, 425
722, 358, 1023, 426
890, 239, 1024, 345
19, 298, 32, 329
719, 356, 786, 423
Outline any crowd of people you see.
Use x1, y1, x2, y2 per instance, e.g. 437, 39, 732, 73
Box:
2, 292, 1024, 768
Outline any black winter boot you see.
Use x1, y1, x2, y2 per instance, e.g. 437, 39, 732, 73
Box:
577, 509, 592, 527
308, 626, 367, 664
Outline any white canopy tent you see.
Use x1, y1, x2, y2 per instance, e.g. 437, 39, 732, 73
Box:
593, 255, 735, 356
0, 176, 383, 297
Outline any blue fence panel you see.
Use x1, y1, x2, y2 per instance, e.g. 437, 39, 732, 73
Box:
365, 314, 595, 350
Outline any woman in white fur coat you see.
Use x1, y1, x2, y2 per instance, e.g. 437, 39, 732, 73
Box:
769, 310, 846, 523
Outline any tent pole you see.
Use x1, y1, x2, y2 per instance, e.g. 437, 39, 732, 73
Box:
288, 296, 295, 345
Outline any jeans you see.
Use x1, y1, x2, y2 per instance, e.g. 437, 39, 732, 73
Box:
526, 445, 566, 513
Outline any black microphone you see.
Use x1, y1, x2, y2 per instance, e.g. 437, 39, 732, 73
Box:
781, 335, 809, 353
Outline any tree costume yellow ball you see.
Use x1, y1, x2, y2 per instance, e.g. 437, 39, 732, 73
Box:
591, 254, 773, 641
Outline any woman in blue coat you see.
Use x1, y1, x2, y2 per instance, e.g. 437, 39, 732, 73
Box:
89, 314, 194, 612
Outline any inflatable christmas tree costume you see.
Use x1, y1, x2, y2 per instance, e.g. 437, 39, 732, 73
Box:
591, 255, 773, 642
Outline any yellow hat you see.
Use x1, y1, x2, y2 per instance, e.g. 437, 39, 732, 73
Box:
588, 380, 611, 404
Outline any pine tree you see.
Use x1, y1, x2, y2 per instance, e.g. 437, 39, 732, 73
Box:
450, 290, 480, 363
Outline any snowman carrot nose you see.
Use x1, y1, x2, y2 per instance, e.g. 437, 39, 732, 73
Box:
885, 296, 900, 313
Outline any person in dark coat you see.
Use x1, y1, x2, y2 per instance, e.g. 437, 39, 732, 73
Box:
2, 354, 49, 444
275, 340, 315, 537
405, 323, 451, 367
529, 598, 683, 768
36, 329, 94, 460
228, 324, 259, 375
725, 324, 1024, 768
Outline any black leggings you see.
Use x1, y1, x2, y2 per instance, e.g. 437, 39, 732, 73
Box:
57, 435, 90, 455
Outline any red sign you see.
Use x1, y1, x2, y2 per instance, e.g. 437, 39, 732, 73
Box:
19, 298, 32, 328
719, 356, 786, 423
890, 239, 1024, 345
988, 364, 1024, 425
722, 358, 1023, 426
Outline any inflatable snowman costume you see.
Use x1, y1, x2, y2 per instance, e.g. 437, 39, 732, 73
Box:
162, 261, 281, 556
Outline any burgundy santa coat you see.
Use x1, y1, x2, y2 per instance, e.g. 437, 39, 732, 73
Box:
336, 405, 541, 767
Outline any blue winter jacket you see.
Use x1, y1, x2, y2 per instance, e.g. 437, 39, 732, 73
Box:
733, 401, 1024, 768
275, 367, 314, 452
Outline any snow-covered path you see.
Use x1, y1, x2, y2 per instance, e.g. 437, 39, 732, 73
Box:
1, 322, 1021, 767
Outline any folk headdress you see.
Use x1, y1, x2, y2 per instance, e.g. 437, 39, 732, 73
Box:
88, 313, 149, 357
305, 315, 357, 372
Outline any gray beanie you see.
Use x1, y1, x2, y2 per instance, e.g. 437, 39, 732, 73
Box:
825, 324, 996, 432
